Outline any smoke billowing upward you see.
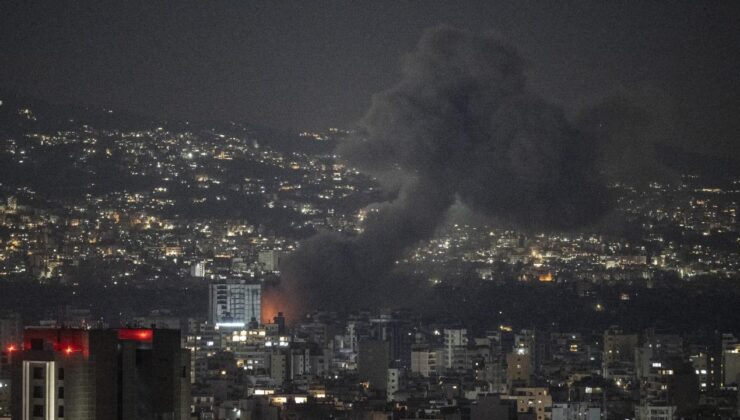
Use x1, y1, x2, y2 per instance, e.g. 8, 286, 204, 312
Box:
273, 26, 609, 319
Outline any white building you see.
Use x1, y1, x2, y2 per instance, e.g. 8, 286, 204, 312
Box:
411, 348, 439, 377
190, 261, 206, 278
443, 329, 467, 369
209, 281, 261, 328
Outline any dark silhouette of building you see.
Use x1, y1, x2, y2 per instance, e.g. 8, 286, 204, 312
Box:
10, 327, 190, 420
358, 340, 390, 392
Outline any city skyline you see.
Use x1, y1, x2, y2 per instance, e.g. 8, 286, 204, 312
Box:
0, 2, 739, 419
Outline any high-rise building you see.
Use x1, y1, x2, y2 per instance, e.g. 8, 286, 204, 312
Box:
369, 315, 412, 369
0, 313, 22, 378
603, 327, 638, 379
721, 333, 740, 387
443, 329, 468, 370
0, 313, 22, 352
208, 281, 261, 328
190, 261, 206, 278
411, 346, 439, 377
358, 340, 390, 392
10, 327, 190, 420
506, 350, 533, 389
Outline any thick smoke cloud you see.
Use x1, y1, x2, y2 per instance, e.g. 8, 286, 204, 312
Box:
273, 26, 609, 318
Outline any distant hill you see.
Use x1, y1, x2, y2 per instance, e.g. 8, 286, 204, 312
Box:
0, 88, 336, 155
0, 88, 156, 134
3, 88, 733, 180
655, 142, 740, 181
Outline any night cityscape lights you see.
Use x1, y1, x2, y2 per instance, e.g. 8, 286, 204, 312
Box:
1, 2, 740, 419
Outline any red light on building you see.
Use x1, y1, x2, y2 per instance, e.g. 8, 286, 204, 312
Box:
58, 343, 83, 355
118, 329, 153, 342
24, 329, 89, 356
6, 345, 17, 352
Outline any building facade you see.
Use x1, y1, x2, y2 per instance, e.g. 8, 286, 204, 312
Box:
208, 281, 261, 328
10, 327, 190, 420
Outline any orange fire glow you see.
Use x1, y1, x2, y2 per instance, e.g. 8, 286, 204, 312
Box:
538, 272, 553, 282
261, 287, 282, 324
261, 283, 303, 325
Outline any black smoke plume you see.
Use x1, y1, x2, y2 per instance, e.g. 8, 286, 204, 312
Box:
273, 26, 609, 318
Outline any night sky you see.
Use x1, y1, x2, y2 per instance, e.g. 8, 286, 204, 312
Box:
1, 1, 739, 157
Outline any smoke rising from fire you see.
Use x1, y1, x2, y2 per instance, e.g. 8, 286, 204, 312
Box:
272, 26, 610, 319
